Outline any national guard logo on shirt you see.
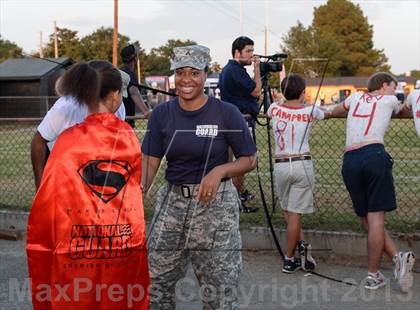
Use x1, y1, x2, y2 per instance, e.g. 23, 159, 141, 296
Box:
78, 160, 132, 203
195, 125, 218, 137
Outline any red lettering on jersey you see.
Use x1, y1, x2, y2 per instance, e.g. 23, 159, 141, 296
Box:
275, 120, 287, 151
273, 108, 314, 123
271, 107, 279, 117
352, 94, 379, 136
291, 123, 295, 150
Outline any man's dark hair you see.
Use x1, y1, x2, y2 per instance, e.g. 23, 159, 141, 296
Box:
367, 72, 397, 92
231, 36, 254, 57
281, 74, 306, 101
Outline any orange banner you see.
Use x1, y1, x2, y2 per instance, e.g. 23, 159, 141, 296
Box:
27, 113, 149, 309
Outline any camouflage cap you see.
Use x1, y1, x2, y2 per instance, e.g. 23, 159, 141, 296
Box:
118, 69, 130, 98
170, 45, 211, 71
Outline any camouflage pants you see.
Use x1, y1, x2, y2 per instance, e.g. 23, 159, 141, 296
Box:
147, 180, 242, 310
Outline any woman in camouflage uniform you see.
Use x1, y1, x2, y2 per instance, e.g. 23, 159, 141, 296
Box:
142, 45, 257, 309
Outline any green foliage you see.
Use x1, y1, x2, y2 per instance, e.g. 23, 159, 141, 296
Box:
2, 29, 198, 79
409, 70, 420, 80
0, 35, 22, 63
145, 39, 197, 76
43, 27, 82, 60
281, 0, 390, 77
80, 27, 133, 66
209, 62, 222, 74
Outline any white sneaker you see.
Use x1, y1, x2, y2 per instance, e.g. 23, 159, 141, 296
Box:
393, 251, 415, 293
364, 271, 386, 290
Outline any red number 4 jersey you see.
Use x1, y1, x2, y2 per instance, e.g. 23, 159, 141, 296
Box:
344, 92, 400, 151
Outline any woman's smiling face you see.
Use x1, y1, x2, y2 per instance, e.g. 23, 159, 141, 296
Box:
175, 67, 207, 101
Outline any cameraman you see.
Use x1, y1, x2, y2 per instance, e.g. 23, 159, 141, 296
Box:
219, 36, 261, 213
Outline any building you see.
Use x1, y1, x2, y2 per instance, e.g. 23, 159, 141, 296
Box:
0, 57, 73, 117
305, 76, 417, 105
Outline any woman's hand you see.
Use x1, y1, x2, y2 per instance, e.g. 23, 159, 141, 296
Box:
197, 167, 224, 204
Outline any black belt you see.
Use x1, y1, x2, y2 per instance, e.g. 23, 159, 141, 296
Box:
171, 177, 230, 199
275, 155, 312, 163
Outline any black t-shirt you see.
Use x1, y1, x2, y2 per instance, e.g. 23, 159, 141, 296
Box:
141, 96, 257, 185
219, 60, 259, 115
120, 65, 139, 116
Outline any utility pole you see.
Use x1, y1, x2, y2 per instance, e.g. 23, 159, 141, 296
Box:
264, 1, 268, 56
239, 0, 243, 35
39, 32, 44, 58
137, 55, 141, 82
53, 21, 58, 58
113, 0, 118, 66
264, 26, 268, 56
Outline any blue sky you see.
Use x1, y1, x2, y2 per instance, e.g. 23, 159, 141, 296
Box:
1, 0, 419, 74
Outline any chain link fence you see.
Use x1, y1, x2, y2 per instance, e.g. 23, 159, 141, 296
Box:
0, 98, 419, 233
0, 96, 57, 118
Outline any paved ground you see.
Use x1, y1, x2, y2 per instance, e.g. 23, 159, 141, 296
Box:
1, 240, 419, 310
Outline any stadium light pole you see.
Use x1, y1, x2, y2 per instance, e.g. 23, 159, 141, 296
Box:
113, 0, 118, 66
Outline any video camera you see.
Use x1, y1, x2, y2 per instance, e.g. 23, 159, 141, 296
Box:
256, 53, 288, 78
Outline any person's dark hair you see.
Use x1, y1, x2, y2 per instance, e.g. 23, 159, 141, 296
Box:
56, 60, 121, 107
281, 74, 306, 100
120, 44, 137, 64
88, 60, 122, 100
367, 72, 397, 92
231, 36, 254, 57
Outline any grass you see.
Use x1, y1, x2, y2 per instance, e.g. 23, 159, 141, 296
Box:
0, 118, 419, 233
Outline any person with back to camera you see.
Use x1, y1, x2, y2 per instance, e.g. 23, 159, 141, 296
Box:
401, 81, 420, 139
120, 44, 150, 127
30, 69, 128, 189
27, 60, 149, 309
267, 74, 331, 273
331, 72, 415, 291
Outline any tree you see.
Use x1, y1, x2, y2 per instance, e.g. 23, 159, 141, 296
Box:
281, 0, 389, 77
145, 39, 197, 76
409, 70, 420, 81
209, 62, 222, 74
151, 39, 197, 59
281, 22, 341, 77
43, 27, 82, 60
79, 27, 133, 65
0, 36, 22, 63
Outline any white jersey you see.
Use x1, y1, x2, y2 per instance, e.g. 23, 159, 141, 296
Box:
406, 90, 420, 138
343, 92, 400, 150
37, 96, 126, 150
267, 102, 325, 156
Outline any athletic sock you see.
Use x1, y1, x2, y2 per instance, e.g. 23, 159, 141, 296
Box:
368, 271, 381, 279
285, 256, 294, 262
392, 252, 400, 264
